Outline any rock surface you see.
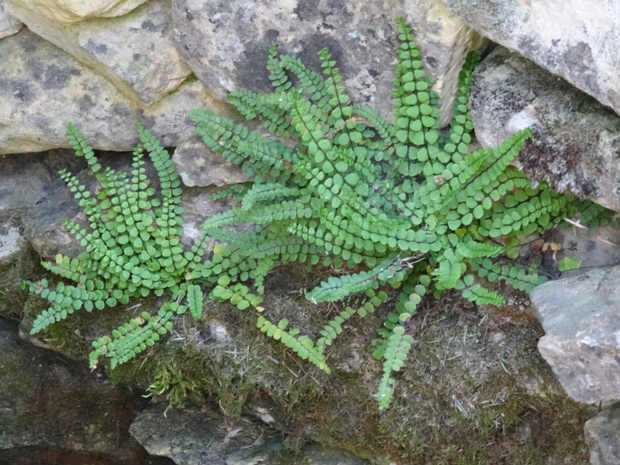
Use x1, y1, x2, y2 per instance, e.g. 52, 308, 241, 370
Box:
173, 134, 251, 187
530, 266, 620, 404
469, 47, 620, 212
0, 0, 22, 38
6, 0, 192, 105
584, 401, 620, 465
130, 401, 370, 465
0, 29, 235, 155
0, 317, 158, 463
6, 0, 148, 23
447, 0, 620, 117
173, 0, 486, 125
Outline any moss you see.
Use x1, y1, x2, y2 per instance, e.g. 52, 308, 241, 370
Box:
26, 261, 593, 464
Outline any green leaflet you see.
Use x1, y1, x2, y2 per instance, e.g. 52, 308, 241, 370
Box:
187, 284, 203, 319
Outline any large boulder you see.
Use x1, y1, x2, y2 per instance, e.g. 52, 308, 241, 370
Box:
5, 0, 192, 105
447, 0, 620, 117
0, 29, 235, 155
469, 47, 620, 212
172, 0, 487, 125
530, 266, 620, 404
5, 0, 148, 22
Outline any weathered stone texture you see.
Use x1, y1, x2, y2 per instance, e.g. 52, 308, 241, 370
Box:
173, 0, 487, 125
0, 0, 22, 38
0, 317, 149, 462
469, 47, 620, 212
585, 402, 620, 465
447, 0, 620, 117
130, 402, 370, 465
0, 29, 234, 155
172, 134, 251, 187
530, 266, 620, 404
5, 0, 192, 105
6, 0, 148, 22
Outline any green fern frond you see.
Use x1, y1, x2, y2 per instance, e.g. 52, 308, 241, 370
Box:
256, 316, 330, 373
377, 325, 413, 410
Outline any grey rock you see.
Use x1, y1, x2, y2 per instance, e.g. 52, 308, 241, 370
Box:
0, 226, 24, 263
0, 0, 22, 38
6, 0, 192, 105
130, 401, 369, 465
303, 443, 370, 465
172, 0, 487, 125
173, 134, 251, 187
130, 401, 284, 465
469, 47, 620, 212
6, 0, 148, 22
447, 0, 620, 117
0, 29, 236, 155
0, 317, 149, 462
585, 401, 620, 465
530, 266, 620, 404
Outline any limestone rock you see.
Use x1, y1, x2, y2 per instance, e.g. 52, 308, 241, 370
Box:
173, 134, 251, 187
6, 0, 148, 23
585, 402, 620, 465
447, 0, 620, 117
0, 317, 150, 462
173, 0, 487, 125
6, 0, 192, 105
0, 0, 22, 38
469, 47, 620, 212
530, 266, 620, 404
0, 29, 235, 155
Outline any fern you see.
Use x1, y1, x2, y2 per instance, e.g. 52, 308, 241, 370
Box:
188, 17, 614, 409
23, 18, 615, 411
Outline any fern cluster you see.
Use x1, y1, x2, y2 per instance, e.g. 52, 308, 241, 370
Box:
23, 18, 613, 410
187, 18, 612, 408
22, 123, 206, 369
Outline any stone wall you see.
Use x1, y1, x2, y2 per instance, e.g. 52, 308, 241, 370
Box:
2, 1, 620, 464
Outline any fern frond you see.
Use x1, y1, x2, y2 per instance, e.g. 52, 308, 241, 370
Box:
256, 316, 330, 373
376, 325, 413, 410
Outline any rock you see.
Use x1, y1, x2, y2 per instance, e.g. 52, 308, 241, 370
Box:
0, 28, 236, 155
0, 317, 153, 463
0, 226, 25, 264
177, 185, 246, 247
0, 0, 22, 38
0, 221, 37, 316
130, 401, 285, 465
130, 401, 370, 465
584, 401, 620, 465
447, 0, 620, 118
469, 47, 620, 212
172, 0, 487, 125
6, 0, 192, 105
173, 134, 251, 187
6, 0, 148, 23
530, 266, 620, 404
